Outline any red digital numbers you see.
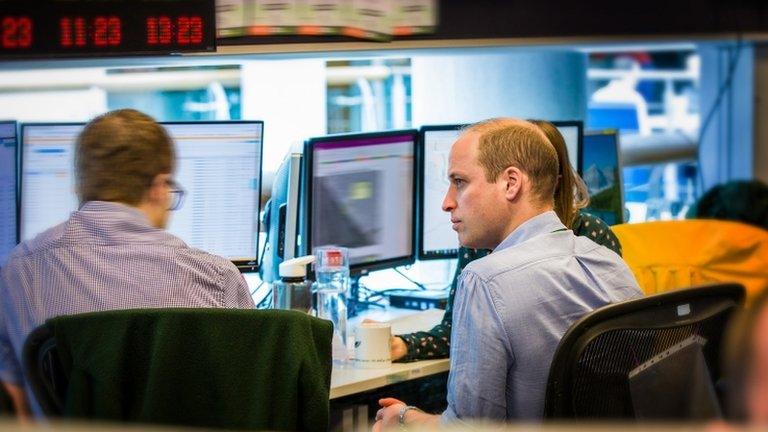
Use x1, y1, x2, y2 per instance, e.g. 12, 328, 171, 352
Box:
2, 16, 32, 49
146, 16, 203, 45
59, 16, 121, 48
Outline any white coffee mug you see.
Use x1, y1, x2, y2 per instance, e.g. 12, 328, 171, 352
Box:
353, 323, 391, 369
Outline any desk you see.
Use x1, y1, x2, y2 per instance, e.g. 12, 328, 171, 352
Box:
331, 306, 447, 399
329, 308, 450, 431
331, 358, 450, 399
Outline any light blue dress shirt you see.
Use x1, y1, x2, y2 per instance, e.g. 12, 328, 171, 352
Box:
442, 211, 642, 423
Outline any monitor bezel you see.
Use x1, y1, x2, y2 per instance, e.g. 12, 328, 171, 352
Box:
417, 120, 584, 261
304, 129, 419, 276
19, 122, 86, 245
417, 124, 467, 261
582, 128, 625, 225
0, 120, 19, 267
161, 120, 265, 272
19, 120, 264, 271
551, 120, 584, 177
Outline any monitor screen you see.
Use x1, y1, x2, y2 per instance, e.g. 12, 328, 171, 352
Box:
419, 126, 463, 260
555, 121, 582, 174
0, 121, 17, 267
306, 130, 417, 273
418, 121, 582, 260
581, 130, 625, 225
20, 121, 264, 268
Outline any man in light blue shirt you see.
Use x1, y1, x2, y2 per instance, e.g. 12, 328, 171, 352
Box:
374, 118, 641, 429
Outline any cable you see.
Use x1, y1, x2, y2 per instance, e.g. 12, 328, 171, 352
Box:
695, 35, 744, 193
393, 267, 427, 290
256, 288, 272, 309
250, 280, 265, 297
256, 225, 269, 280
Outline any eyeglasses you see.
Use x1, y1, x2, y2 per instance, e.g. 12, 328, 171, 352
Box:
167, 179, 186, 211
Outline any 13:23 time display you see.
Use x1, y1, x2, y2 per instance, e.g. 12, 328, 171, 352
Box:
1, 0, 215, 59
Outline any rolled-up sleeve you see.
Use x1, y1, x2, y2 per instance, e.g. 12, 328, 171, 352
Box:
442, 270, 514, 423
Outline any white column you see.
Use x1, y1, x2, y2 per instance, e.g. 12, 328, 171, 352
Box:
411, 50, 587, 126
241, 59, 327, 175
698, 42, 755, 190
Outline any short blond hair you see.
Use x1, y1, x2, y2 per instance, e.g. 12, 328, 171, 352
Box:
75, 109, 175, 205
464, 118, 559, 204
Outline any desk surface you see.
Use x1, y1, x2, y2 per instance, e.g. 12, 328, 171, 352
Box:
330, 307, 449, 399
330, 358, 450, 399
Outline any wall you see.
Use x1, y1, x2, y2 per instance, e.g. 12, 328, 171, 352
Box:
411, 50, 587, 126
240, 59, 327, 173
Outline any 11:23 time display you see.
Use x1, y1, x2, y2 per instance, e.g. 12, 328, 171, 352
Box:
1, 0, 215, 58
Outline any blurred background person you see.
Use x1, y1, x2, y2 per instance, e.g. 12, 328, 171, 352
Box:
687, 180, 768, 231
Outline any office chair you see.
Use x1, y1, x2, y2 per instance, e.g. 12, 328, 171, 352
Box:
23, 308, 333, 431
22, 323, 66, 415
613, 220, 768, 301
544, 283, 745, 420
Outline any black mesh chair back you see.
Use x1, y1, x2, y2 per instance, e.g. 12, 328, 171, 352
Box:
22, 322, 66, 416
544, 283, 745, 420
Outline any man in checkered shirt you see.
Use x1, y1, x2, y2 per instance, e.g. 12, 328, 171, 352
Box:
0, 109, 255, 417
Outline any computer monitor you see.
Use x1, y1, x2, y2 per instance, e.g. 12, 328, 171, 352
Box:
0, 121, 17, 267
587, 102, 640, 135
581, 129, 625, 225
418, 125, 463, 260
20, 121, 264, 269
304, 130, 417, 275
418, 121, 583, 260
261, 151, 303, 283
555, 121, 583, 175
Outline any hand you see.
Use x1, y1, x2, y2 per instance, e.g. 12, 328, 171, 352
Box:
2, 382, 31, 423
372, 398, 405, 432
390, 336, 407, 361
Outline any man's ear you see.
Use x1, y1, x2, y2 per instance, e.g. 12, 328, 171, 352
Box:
145, 174, 166, 205
503, 166, 523, 202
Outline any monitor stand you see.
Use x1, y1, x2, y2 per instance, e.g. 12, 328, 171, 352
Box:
348, 275, 365, 318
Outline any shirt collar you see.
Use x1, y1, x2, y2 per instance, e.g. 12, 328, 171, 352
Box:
493, 210, 566, 253
78, 201, 151, 225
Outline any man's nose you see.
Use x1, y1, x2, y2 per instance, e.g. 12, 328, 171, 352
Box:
442, 189, 456, 213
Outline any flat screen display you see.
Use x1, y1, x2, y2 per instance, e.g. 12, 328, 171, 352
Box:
20, 121, 263, 268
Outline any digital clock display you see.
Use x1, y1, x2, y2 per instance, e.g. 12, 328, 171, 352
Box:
1, 0, 215, 59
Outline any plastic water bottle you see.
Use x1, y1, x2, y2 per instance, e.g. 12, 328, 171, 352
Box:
272, 255, 315, 313
313, 247, 350, 363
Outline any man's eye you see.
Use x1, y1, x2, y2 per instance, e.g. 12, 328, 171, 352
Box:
453, 179, 464, 187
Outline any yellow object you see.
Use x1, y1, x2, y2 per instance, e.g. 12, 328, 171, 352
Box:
350, 181, 373, 200
613, 220, 768, 301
